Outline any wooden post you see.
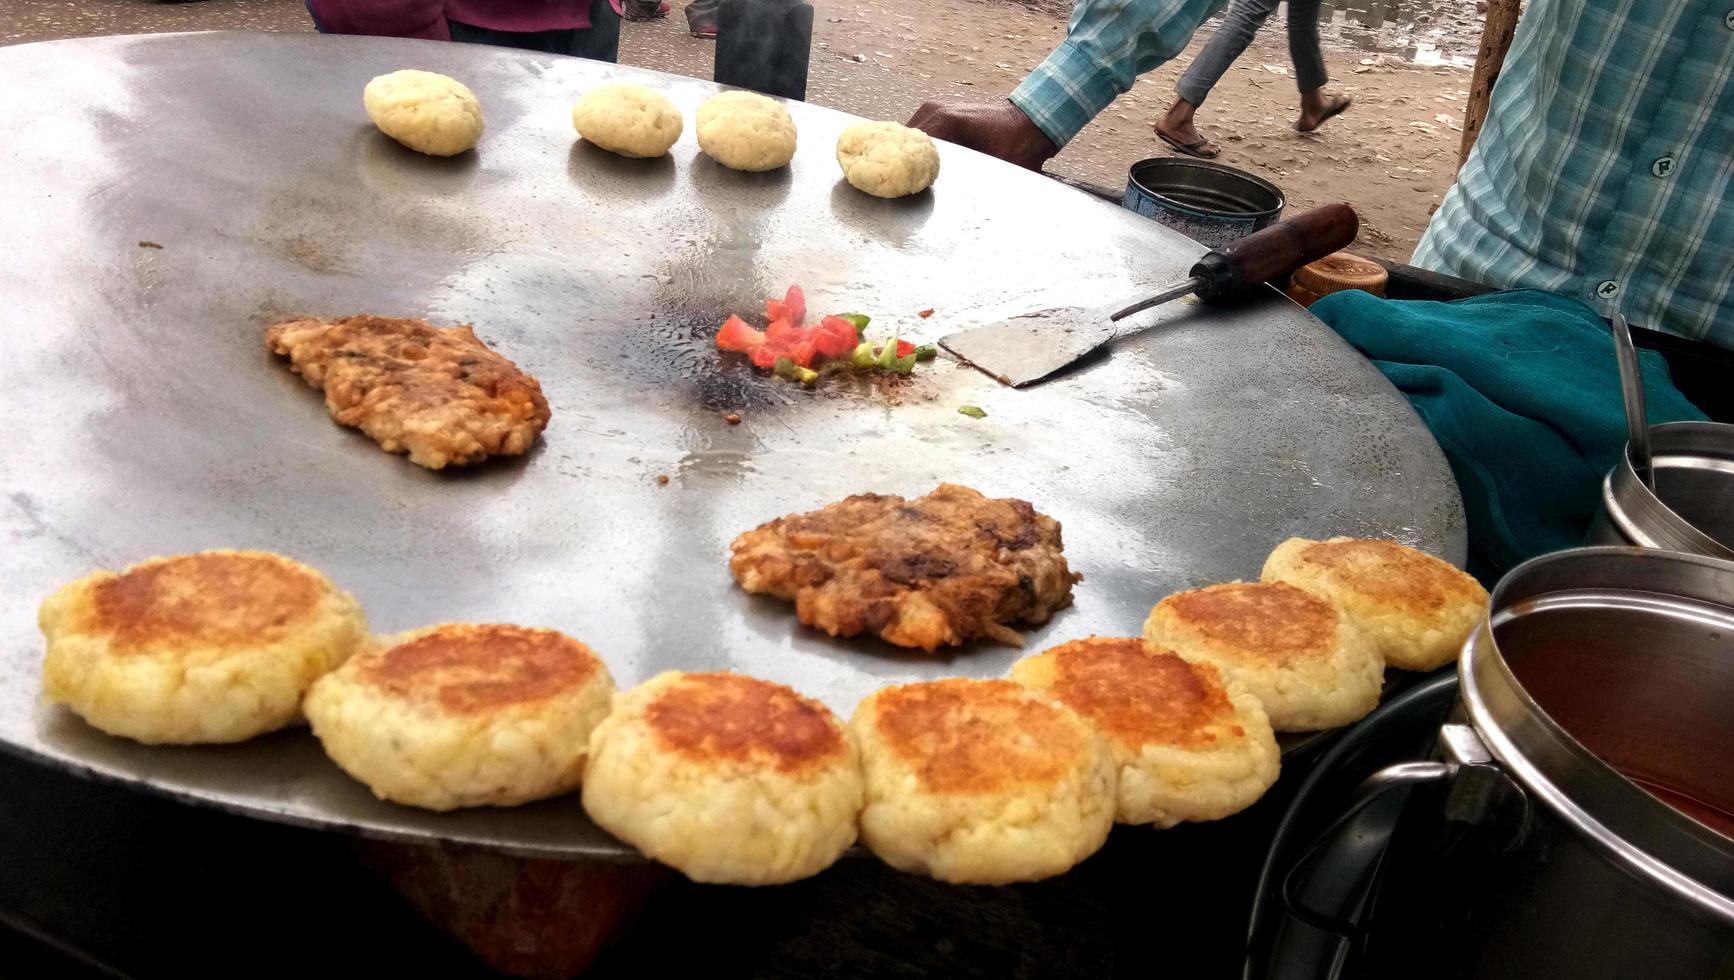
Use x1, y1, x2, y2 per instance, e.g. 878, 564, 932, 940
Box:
1458, 0, 1523, 168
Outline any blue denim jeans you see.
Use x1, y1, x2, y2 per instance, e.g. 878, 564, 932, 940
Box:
1175, 0, 1326, 107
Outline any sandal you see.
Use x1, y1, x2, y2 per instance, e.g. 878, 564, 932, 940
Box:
1154, 126, 1220, 159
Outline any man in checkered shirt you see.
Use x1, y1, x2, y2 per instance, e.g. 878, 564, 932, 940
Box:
910, 0, 1733, 348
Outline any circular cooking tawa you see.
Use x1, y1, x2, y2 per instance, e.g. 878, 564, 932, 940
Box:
0, 33, 1464, 858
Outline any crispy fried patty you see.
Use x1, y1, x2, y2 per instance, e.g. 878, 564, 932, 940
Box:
851, 677, 1116, 883
644, 672, 847, 774
354, 624, 604, 716
267, 315, 550, 469
39, 550, 367, 744
582, 671, 862, 885
728, 483, 1080, 650
305, 623, 617, 811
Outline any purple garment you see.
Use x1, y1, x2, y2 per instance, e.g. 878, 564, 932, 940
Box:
305, 0, 452, 39
306, 0, 604, 37
445, 0, 597, 31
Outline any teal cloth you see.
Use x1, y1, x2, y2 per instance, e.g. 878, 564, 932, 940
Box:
1311, 288, 1709, 582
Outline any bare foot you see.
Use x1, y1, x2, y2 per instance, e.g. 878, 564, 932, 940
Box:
1153, 100, 1219, 158
906, 100, 1058, 171
1296, 93, 1352, 133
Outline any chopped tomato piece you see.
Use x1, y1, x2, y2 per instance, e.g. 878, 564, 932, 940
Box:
765, 317, 797, 346
715, 315, 766, 353
749, 344, 780, 369
894, 339, 917, 357
782, 334, 822, 368
814, 316, 861, 357
918, 308, 934, 318
766, 285, 807, 327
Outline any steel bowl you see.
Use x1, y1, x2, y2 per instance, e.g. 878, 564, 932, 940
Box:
1588, 421, 1734, 558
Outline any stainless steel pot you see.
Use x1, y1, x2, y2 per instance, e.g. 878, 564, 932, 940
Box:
1589, 421, 1734, 558
1281, 547, 1734, 979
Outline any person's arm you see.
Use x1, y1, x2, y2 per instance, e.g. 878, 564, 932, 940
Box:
1011, 0, 1226, 148
908, 0, 1223, 169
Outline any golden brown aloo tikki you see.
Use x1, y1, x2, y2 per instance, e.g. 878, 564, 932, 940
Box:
1262, 537, 1487, 672
1010, 637, 1279, 827
851, 677, 1116, 883
582, 671, 863, 885
305, 623, 616, 811
39, 550, 367, 744
1143, 581, 1383, 732
729, 484, 1081, 650
266, 315, 550, 469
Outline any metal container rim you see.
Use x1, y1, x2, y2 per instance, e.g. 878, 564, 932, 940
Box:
1125, 157, 1286, 220
1458, 546, 1734, 925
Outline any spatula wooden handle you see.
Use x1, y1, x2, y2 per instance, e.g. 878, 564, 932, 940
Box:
1191, 203, 1360, 301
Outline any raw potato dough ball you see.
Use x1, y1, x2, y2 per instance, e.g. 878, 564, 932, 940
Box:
1262, 537, 1488, 672
695, 90, 797, 171
582, 672, 862, 885
364, 69, 484, 156
305, 624, 617, 811
835, 121, 940, 198
571, 83, 684, 158
39, 550, 367, 745
1010, 637, 1280, 828
851, 678, 1117, 884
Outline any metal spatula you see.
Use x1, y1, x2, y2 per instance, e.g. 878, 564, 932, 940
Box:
940, 203, 1360, 387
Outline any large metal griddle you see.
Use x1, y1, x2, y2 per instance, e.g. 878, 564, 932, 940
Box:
0, 33, 1464, 859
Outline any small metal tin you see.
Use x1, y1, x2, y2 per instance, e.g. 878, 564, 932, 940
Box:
1121, 157, 1286, 248
1588, 421, 1734, 558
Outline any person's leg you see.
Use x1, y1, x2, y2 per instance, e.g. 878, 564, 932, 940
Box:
1288, 0, 1349, 131
447, 20, 553, 50
448, 19, 613, 60
685, 0, 719, 37
1155, 0, 1279, 156
1175, 0, 1280, 109
910, 0, 1225, 169
568, 0, 622, 62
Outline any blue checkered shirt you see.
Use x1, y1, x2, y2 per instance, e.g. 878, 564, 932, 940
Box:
1416, 0, 1734, 347
1011, 0, 1733, 347
1009, 0, 1226, 150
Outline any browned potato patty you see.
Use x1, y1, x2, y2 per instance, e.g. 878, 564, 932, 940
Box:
305, 623, 617, 810
851, 677, 1115, 883
729, 483, 1081, 651
39, 550, 367, 744
267, 315, 550, 469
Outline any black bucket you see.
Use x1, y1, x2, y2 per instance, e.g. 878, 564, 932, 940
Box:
1122, 157, 1285, 248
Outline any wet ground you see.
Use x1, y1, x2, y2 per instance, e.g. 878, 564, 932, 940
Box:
1319, 0, 1485, 67
1, 0, 1484, 261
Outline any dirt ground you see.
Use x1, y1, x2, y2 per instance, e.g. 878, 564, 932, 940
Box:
2, 0, 1481, 261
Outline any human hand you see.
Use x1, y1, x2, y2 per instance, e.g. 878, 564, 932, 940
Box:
906, 99, 1058, 171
